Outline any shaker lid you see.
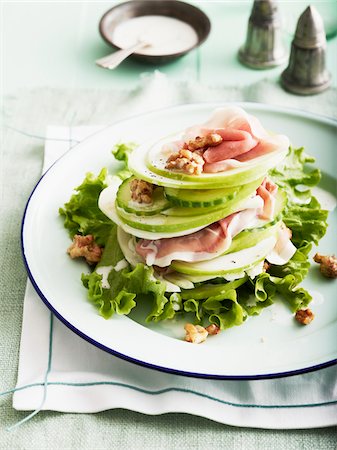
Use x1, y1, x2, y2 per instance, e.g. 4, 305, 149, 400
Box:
294, 5, 326, 49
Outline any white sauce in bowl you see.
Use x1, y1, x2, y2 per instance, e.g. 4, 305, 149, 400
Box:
112, 15, 199, 56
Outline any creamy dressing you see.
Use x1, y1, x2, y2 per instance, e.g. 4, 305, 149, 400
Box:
96, 265, 113, 289
114, 259, 128, 272
112, 16, 198, 56
95, 260, 128, 289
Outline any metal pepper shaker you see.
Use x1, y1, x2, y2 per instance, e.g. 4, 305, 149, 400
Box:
281, 5, 331, 95
238, 0, 287, 69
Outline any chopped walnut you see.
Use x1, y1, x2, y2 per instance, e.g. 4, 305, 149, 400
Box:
263, 260, 270, 273
186, 133, 223, 151
67, 235, 102, 264
205, 324, 221, 335
184, 323, 208, 344
130, 179, 154, 204
166, 149, 205, 175
313, 253, 337, 278
295, 308, 315, 325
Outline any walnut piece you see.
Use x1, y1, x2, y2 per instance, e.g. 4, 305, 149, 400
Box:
295, 308, 315, 325
205, 324, 221, 335
263, 260, 270, 273
184, 323, 208, 344
67, 235, 102, 265
313, 253, 337, 278
166, 149, 204, 175
130, 179, 154, 204
186, 133, 223, 151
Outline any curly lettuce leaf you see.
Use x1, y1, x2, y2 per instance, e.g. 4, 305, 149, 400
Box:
282, 197, 328, 246
82, 226, 169, 320
112, 142, 137, 164
270, 147, 320, 204
270, 147, 328, 246
243, 242, 313, 314
112, 142, 137, 180
59, 168, 112, 246
180, 278, 247, 329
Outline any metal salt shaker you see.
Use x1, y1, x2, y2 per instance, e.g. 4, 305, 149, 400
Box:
238, 0, 287, 69
281, 5, 331, 95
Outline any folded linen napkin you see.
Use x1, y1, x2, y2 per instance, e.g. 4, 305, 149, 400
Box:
12, 124, 337, 430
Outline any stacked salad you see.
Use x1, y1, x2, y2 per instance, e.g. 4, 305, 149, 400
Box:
60, 106, 328, 339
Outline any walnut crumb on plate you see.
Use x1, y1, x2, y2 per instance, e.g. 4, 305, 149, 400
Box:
295, 308, 315, 325
313, 253, 337, 278
67, 235, 102, 265
184, 323, 208, 344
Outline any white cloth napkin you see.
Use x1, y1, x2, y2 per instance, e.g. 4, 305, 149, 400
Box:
13, 123, 337, 430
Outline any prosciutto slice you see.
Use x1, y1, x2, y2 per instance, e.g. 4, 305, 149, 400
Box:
135, 200, 263, 267
257, 178, 278, 220
182, 107, 289, 173
203, 129, 258, 162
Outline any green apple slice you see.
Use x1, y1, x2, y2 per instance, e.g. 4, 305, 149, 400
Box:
128, 133, 288, 188
99, 178, 206, 239
167, 259, 265, 285
115, 191, 262, 233
171, 236, 277, 276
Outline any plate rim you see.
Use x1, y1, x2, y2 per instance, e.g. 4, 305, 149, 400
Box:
21, 101, 337, 380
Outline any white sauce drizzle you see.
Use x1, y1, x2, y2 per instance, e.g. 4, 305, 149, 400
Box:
96, 265, 113, 289
112, 16, 198, 56
95, 260, 128, 289
113, 259, 128, 272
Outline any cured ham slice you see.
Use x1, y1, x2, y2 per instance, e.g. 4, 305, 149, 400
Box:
135, 202, 262, 267
257, 178, 278, 220
203, 129, 258, 162
181, 107, 289, 173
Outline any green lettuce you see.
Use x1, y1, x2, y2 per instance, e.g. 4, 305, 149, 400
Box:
82, 226, 169, 320
112, 142, 137, 180
63, 145, 329, 330
270, 147, 328, 246
112, 142, 137, 164
239, 242, 313, 316
59, 168, 112, 246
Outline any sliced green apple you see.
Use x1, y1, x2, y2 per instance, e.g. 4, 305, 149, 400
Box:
99, 178, 205, 239
171, 236, 277, 276
128, 133, 288, 188
115, 191, 262, 233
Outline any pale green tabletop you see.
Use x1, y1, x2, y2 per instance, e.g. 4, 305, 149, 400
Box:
1, 1, 337, 449
3, 0, 337, 94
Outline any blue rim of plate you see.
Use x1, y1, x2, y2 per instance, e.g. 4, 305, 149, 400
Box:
21, 102, 337, 380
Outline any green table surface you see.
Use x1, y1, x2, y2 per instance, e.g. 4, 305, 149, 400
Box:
1, 1, 337, 449
3, 1, 337, 94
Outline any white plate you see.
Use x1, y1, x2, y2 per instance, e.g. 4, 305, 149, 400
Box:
22, 103, 337, 379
